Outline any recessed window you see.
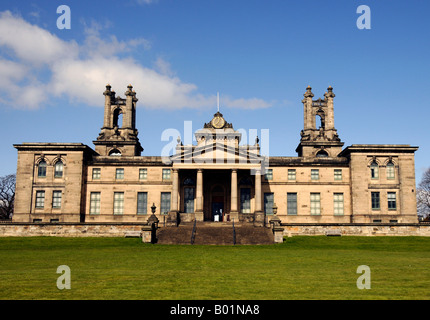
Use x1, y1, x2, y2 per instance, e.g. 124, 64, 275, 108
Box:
113, 192, 124, 215
288, 169, 296, 180
137, 192, 147, 215
116, 168, 124, 180
265, 169, 273, 180
92, 168, 101, 180
311, 169, 319, 180
160, 192, 171, 214
162, 169, 171, 180
90, 192, 101, 215
333, 193, 344, 215
52, 191, 62, 209
38, 160, 47, 178
184, 187, 195, 213
334, 169, 342, 181
386, 162, 395, 180
287, 193, 297, 215
316, 150, 328, 157
35, 191, 45, 208
371, 192, 380, 210
388, 192, 397, 210
139, 168, 147, 180
54, 161, 63, 178
240, 188, 251, 214
370, 161, 379, 179
310, 193, 321, 215
264, 193, 274, 215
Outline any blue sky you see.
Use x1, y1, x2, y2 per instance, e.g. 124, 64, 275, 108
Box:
0, 0, 429, 183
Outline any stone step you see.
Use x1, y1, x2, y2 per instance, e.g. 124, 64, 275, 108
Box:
156, 222, 274, 245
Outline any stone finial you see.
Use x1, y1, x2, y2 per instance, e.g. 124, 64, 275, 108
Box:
125, 84, 134, 96
255, 136, 260, 145
325, 85, 335, 99
103, 84, 112, 96
304, 85, 314, 98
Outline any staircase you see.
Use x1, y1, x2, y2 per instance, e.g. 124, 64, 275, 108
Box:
156, 222, 274, 245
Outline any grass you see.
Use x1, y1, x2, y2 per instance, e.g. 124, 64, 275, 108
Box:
0, 236, 429, 300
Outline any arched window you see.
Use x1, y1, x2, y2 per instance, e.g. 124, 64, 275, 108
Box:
54, 160, 63, 178
113, 108, 123, 128
370, 161, 379, 179
109, 149, 122, 156
386, 162, 395, 180
38, 160, 47, 177
316, 150, 328, 157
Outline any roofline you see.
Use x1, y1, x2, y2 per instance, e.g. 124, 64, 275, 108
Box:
339, 144, 419, 157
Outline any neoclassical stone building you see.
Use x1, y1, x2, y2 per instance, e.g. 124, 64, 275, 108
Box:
13, 85, 419, 225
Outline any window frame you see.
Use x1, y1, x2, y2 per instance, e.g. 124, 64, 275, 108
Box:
92, 168, 101, 180
52, 190, 62, 209
35, 190, 45, 208
139, 168, 148, 180
333, 193, 344, 216
137, 192, 148, 215
265, 169, 273, 181
160, 192, 171, 215
288, 169, 296, 181
287, 193, 297, 215
38, 160, 47, 178
387, 192, 397, 210
370, 161, 379, 180
386, 162, 395, 180
310, 192, 321, 215
116, 168, 124, 180
162, 169, 171, 181
264, 192, 274, 215
311, 169, 319, 181
371, 192, 380, 210
240, 188, 251, 214
113, 192, 124, 215
334, 169, 342, 181
89, 192, 101, 215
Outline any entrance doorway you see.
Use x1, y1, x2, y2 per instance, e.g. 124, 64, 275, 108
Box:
210, 185, 225, 222
212, 198, 224, 222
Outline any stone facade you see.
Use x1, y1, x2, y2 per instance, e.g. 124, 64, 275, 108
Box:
12, 85, 419, 227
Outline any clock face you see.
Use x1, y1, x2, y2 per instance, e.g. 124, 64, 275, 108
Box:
211, 116, 225, 129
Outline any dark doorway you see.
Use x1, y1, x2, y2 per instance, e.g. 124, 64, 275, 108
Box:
212, 199, 224, 222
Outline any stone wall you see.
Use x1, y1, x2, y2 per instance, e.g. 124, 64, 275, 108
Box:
282, 223, 430, 237
0, 222, 429, 238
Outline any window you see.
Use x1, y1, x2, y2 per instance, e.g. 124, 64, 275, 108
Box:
114, 192, 124, 215
116, 168, 124, 180
137, 192, 147, 215
333, 193, 344, 215
386, 162, 395, 180
162, 169, 171, 180
288, 169, 296, 180
370, 161, 379, 179
38, 160, 47, 177
160, 192, 171, 214
52, 191, 62, 209
264, 193, 274, 215
139, 168, 147, 180
90, 192, 101, 215
35, 191, 45, 208
92, 168, 101, 180
311, 169, 319, 180
54, 161, 63, 178
388, 192, 397, 210
265, 169, 273, 180
334, 169, 342, 181
371, 192, 380, 210
184, 187, 194, 213
316, 150, 328, 157
310, 193, 321, 215
240, 188, 251, 214
287, 193, 297, 215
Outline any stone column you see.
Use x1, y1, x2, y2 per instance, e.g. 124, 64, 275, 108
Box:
195, 169, 204, 221
171, 169, 179, 211
254, 168, 264, 227
230, 169, 238, 221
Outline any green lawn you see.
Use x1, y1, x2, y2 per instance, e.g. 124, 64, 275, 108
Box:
0, 236, 429, 300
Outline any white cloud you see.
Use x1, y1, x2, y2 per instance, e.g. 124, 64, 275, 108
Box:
0, 11, 273, 111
